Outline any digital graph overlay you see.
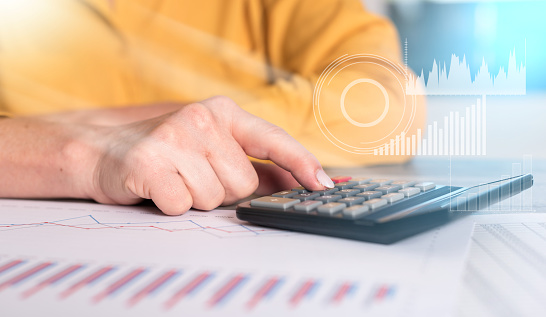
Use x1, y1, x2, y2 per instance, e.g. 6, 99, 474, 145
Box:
375, 96, 487, 156
449, 155, 533, 213
495, 155, 533, 212
313, 54, 419, 155
0, 214, 291, 239
0, 257, 402, 313
405, 41, 526, 96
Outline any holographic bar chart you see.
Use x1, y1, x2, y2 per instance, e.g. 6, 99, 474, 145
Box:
375, 96, 487, 156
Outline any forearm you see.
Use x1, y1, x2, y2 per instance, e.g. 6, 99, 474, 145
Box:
0, 117, 99, 199
38, 102, 186, 126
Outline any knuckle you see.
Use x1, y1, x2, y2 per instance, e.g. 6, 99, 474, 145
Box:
194, 189, 225, 211
227, 171, 258, 202
240, 173, 259, 197
157, 183, 192, 216
151, 122, 178, 145
182, 103, 216, 132
207, 95, 237, 108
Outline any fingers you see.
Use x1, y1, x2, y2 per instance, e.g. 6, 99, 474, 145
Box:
144, 166, 193, 216
175, 154, 226, 211
252, 161, 300, 196
228, 108, 334, 191
204, 137, 259, 205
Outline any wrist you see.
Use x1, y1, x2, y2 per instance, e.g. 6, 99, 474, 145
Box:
60, 124, 109, 201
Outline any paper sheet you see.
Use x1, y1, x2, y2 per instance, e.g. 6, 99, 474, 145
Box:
0, 198, 474, 316
456, 213, 546, 317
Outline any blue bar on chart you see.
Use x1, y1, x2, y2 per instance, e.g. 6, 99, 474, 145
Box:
0, 262, 54, 292
128, 269, 179, 307
290, 279, 320, 307
246, 276, 284, 310
207, 274, 247, 307
60, 266, 115, 299
22, 264, 83, 299
165, 271, 214, 310
92, 267, 147, 303
330, 282, 357, 304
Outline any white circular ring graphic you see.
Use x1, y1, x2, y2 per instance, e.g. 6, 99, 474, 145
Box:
339, 78, 389, 128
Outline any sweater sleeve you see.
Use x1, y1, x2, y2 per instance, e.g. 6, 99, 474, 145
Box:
234, 0, 426, 167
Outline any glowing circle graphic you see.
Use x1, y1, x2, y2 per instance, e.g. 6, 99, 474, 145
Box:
313, 54, 419, 155
340, 78, 389, 128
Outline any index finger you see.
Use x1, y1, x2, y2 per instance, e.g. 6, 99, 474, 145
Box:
230, 109, 334, 191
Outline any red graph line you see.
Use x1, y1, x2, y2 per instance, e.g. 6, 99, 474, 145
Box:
1, 221, 270, 234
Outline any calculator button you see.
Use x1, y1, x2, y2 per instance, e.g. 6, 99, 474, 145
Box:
312, 188, 339, 196
294, 200, 322, 212
331, 176, 352, 184
356, 191, 383, 200
353, 184, 379, 192
398, 187, 420, 197
414, 182, 436, 192
291, 186, 308, 194
315, 195, 342, 203
369, 179, 392, 186
391, 181, 417, 188
338, 196, 366, 206
350, 177, 372, 185
382, 193, 404, 203
337, 189, 360, 198
251, 196, 299, 210
334, 181, 358, 190
342, 205, 371, 218
293, 193, 320, 201
364, 198, 388, 209
272, 190, 298, 198
375, 185, 401, 194
317, 202, 346, 215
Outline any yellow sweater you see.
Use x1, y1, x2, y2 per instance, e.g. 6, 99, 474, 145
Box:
0, 0, 424, 166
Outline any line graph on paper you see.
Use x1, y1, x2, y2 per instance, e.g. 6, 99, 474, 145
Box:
0, 201, 292, 239
0, 215, 291, 238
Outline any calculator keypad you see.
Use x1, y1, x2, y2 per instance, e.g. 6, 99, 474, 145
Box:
250, 177, 436, 219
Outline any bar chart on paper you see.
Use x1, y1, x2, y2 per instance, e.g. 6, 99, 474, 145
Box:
375, 95, 487, 156
0, 257, 405, 316
0, 198, 474, 316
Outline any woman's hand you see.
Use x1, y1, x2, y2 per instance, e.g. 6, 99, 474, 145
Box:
90, 96, 334, 215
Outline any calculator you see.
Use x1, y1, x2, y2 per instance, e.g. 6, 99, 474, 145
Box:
236, 174, 534, 244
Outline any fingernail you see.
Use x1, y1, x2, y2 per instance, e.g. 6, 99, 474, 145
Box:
316, 169, 334, 189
